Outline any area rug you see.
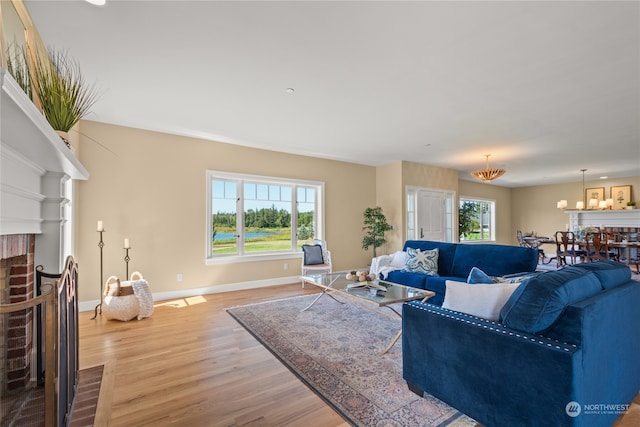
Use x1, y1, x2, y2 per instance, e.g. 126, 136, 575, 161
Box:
227, 294, 477, 427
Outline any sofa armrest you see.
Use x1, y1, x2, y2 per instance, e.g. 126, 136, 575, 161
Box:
402, 300, 580, 426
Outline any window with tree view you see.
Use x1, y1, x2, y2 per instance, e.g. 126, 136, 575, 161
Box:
207, 171, 323, 260
459, 198, 495, 242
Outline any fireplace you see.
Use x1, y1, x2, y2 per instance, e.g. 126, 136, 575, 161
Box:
2, 56, 89, 426
0, 234, 35, 393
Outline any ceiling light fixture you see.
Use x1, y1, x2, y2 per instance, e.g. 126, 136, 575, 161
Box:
470, 154, 505, 182
85, 0, 106, 5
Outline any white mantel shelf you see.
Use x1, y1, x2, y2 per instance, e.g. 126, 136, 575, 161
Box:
1, 69, 89, 271
1, 69, 89, 180
564, 209, 640, 229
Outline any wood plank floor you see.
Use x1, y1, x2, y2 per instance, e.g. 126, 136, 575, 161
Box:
79, 283, 639, 426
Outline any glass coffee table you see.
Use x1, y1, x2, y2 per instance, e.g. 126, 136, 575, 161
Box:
301, 272, 435, 354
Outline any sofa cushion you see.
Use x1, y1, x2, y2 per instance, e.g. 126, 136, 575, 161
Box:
500, 269, 602, 333
443, 280, 521, 321
387, 270, 427, 289
467, 267, 494, 284
404, 247, 439, 276
450, 244, 538, 278
571, 260, 631, 289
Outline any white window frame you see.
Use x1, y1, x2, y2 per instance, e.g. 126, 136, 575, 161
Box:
206, 171, 325, 264
459, 196, 496, 243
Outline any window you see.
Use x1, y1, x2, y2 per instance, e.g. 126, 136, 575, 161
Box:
459, 197, 496, 242
206, 171, 324, 263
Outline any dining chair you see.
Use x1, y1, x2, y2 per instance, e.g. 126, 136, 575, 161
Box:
604, 232, 624, 262
584, 231, 615, 262
301, 239, 332, 287
554, 231, 586, 267
517, 230, 546, 264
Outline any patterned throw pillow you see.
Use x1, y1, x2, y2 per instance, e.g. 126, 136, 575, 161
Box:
404, 247, 439, 276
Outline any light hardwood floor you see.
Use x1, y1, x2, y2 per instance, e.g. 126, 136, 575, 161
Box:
80, 283, 639, 426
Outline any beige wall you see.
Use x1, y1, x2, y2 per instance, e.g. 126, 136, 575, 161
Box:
73, 120, 640, 303
511, 176, 640, 243
374, 161, 460, 255
75, 120, 376, 302
375, 161, 403, 254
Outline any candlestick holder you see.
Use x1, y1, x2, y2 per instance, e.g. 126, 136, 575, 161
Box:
91, 230, 105, 320
124, 247, 131, 279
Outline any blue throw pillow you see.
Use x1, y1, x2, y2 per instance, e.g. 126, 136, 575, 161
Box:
404, 247, 439, 276
467, 267, 493, 284
500, 269, 602, 333
302, 244, 324, 265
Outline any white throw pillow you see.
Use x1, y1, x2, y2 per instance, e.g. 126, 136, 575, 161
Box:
390, 251, 407, 268
442, 280, 522, 321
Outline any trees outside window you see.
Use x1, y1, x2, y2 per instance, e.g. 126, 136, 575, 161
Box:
207, 171, 324, 261
459, 198, 495, 242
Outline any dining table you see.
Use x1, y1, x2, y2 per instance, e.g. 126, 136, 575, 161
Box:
575, 239, 640, 272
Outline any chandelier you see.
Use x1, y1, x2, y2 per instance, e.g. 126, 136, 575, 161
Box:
470, 154, 506, 182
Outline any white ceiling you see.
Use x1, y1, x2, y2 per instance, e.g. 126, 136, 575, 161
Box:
23, 0, 640, 187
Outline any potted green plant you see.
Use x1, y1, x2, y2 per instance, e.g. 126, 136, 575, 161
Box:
30, 48, 100, 148
626, 201, 636, 210
362, 206, 392, 258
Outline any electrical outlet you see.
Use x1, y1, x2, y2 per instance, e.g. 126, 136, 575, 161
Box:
283, 263, 289, 270
177, 273, 183, 282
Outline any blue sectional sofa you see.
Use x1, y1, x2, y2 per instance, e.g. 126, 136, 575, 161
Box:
381, 240, 539, 305
402, 260, 640, 427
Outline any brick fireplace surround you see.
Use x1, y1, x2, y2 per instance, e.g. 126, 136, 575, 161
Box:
0, 234, 35, 392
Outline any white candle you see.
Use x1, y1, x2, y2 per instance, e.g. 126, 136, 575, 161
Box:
576, 201, 584, 210
589, 198, 598, 208
124, 238, 130, 249
97, 220, 104, 232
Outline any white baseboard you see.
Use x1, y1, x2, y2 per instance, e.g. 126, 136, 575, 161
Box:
78, 275, 301, 312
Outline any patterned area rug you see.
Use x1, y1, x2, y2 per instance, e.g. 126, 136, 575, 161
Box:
227, 294, 476, 427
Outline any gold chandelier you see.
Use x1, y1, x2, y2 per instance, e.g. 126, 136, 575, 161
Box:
470, 154, 506, 182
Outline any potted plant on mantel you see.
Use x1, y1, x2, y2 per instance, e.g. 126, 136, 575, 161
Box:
30, 48, 100, 149
362, 206, 392, 258
627, 201, 636, 210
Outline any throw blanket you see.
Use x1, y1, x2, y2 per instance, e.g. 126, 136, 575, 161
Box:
131, 279, 154, 320
370, 251, 406, 279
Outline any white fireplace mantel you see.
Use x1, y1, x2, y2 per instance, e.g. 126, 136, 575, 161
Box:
565, 209, 640, 229
1, 69, 89, 271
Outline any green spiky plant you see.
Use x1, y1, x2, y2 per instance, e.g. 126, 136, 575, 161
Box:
31, 48, 99, 146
